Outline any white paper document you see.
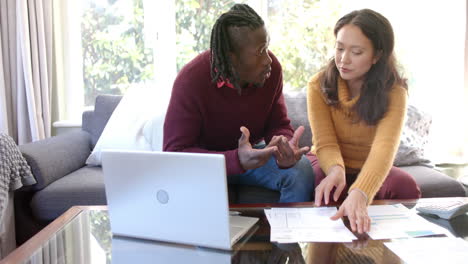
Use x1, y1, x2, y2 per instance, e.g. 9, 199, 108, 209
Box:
384, 237, 468, 264
264, 204, 452, 243
264, 207, 357, 243
367, 204, 450, 240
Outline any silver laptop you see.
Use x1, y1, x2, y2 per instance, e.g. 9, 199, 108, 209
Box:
101, 150, 258, 250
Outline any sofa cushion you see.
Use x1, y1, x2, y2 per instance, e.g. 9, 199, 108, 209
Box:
284, 90, 311, 148
86, 87, 167, 166
85, 95, 122, 148
394, 105, 432, 167
400, 166, 466, 198
30, 166, 106, 221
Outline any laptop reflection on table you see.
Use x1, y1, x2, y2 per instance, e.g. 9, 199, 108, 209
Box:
111, 236, 231, 264
102, 150, 259, 250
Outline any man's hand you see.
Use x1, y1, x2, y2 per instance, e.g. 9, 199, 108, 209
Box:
274, 126, 310, 168
314, 165, 346, 206
330, 189, 370, 234
238, 126, 280, 170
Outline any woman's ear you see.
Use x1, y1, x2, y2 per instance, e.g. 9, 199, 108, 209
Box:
373, 50, 383, 64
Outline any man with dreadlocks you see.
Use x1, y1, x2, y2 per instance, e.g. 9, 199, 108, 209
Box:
163, 4, 314, 203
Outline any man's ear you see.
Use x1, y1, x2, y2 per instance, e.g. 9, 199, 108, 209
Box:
373, 50, 383, 64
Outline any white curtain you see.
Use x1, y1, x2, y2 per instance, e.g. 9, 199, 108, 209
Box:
0, 0, 17, 140
0, 0, 53, 144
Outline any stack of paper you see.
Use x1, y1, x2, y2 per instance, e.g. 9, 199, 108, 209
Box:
264, 204, 452, 243
264, 207, 357, 243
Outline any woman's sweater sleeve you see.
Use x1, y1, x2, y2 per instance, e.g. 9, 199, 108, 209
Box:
349, 86, 408, 203
307, 75, 345, 174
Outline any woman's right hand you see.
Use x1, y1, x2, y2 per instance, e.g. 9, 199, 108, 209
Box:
314, 165, 346, 206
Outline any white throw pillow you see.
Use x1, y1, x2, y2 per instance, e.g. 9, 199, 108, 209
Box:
142, 112, 165, 152
86, 85, 168, 166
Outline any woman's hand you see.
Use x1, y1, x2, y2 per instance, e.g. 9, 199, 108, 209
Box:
330, 189, 370, 234
314, 165, 346, 206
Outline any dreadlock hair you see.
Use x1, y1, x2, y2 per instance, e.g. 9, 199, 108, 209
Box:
320, 9, 407, 125
210, 4, 264, 92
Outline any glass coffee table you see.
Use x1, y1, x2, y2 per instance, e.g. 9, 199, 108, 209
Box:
2, 198, 468, 263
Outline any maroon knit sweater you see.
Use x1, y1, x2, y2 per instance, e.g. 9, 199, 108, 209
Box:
163, 50, 294, 175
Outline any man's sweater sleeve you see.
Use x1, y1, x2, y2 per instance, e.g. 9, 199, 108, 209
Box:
349, 86, 408, 203
307, 74, 345, 174
163, 77, 245, 175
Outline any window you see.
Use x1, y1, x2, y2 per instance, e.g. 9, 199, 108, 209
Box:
81, 0, 154, 106
174, 0, 468, 163
267, 0, 341, 90
57, 0, 175, 120
59, 0, 467, 162
173, 0, 341, 91
175, 0, 237, 71
343, 1, 466, 163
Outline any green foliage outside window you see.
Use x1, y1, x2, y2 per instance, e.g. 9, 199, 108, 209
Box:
175, 0, 239, 72
81, 0, 341, 107
174, 0, 341, 91
81, 0, 154, 106
268, 0, 341, 90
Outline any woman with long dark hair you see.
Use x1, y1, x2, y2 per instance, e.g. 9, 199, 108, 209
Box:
307, 9, 421, 234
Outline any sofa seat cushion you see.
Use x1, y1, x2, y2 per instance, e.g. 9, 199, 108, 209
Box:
400, 166, 467, 198
30, 166, 106, 222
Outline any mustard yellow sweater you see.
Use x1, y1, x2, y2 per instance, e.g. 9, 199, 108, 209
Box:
307, 73, 407, 202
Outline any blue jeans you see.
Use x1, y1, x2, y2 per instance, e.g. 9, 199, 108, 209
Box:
229, 154, 315, 203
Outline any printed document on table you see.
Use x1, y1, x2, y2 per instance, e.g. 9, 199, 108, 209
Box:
384, 237, 468, 264
264, 207, 356, 243
367, 204, 450, 240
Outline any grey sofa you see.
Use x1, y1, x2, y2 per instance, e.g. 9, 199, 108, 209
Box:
15, 92, 467, 245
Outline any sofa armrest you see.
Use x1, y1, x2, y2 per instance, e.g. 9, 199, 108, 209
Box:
19, 131, 92, 191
